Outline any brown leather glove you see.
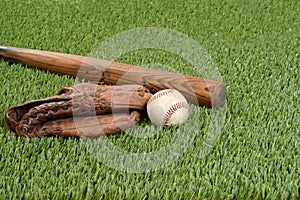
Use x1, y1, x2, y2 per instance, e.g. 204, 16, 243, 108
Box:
4, 83, 152, 138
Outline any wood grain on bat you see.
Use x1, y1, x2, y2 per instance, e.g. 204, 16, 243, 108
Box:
0, 46, 226, 108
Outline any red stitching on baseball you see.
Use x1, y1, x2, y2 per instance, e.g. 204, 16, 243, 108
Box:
162, 102, 189, 127
147, 90, 173, 105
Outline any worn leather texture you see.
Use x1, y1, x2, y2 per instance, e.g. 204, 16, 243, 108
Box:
4, 83, 152, 138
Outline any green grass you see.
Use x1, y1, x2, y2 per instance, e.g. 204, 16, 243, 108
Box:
0, 0, 299, 199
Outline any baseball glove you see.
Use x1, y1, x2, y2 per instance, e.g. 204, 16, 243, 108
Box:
4, 83, 152, 138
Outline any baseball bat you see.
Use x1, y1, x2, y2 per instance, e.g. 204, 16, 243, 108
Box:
0, 46, 226, 108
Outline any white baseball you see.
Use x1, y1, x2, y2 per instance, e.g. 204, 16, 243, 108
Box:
147, 89, 189, 127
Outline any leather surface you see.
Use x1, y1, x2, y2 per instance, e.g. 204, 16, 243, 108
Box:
4, 83, 152, 138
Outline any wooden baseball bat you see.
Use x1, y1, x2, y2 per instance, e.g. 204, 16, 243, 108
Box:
0, 46, 226, 108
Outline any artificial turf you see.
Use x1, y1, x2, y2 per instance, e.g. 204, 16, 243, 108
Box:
0, 0, 299, 199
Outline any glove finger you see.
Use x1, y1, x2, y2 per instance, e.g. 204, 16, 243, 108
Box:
70, 83, 152, 112
26, 111, 140, 138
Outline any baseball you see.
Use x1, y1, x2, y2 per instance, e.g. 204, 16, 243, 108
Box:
146, 89, 189, 127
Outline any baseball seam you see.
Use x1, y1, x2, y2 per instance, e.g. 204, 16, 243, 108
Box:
147, 90, 173, 105
162, 102, 189, 127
